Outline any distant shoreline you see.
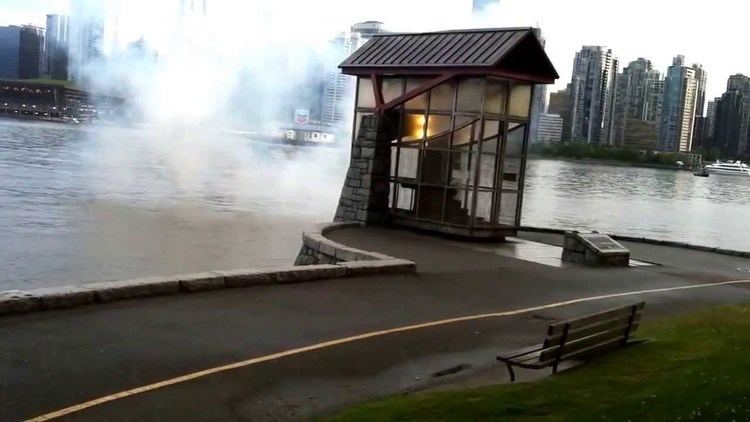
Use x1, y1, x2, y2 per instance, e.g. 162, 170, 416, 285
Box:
528, 154, 687, 171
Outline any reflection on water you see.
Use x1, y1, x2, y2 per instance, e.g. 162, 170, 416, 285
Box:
2, 120, 749, 291
523, 159, 750, 251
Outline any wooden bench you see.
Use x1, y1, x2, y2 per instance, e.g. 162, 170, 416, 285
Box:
497, 302, 646, 382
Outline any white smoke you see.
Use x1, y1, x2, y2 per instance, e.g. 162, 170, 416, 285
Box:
69, 0, 492, 220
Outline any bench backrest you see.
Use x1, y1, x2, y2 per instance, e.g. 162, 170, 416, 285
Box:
539, 302, 645, 364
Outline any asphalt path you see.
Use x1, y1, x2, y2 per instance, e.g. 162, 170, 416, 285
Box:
3, 226, 750, 421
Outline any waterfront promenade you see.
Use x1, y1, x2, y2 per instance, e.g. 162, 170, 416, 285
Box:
2, 227, 750, 421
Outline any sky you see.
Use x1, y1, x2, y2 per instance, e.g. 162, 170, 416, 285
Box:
0, 0, 744, 103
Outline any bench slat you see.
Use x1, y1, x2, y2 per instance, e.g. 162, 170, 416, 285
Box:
540, 323, 636, 362
544, 313, 642, 347
547, 302, 645, 336
560, 335, 633, 362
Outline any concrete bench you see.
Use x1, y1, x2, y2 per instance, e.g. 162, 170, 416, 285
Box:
497, 302, 646, 381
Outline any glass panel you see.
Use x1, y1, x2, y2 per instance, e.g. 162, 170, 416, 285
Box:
417, 186, 445, 221
481, 136, 499, 156
398, 147, 419, 179
501, 157, 521, 190
449, 152, 475, 189
429, 82, 455, 112
382, 78, 403, 103
444, 189, 473, 226
396, 184, 416, 212
457, 78, 484, 112
405, 78, 428, 111
426, 114, 451, 139
509, 84, 532, 117
477, 154, 496, 188
402, 113, 425, 143
475, 190, 494, 224
483, 119, 500, 138
506, 123, 526, 156
484, 78, 507, 115
357, 77, 375, 108
498, 191, 518, 226
421, 149, 449, 185
452, 116, 476, 150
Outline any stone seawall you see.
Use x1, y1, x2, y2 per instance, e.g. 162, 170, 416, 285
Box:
294, 222, 395, 265
0, 223, 417, 317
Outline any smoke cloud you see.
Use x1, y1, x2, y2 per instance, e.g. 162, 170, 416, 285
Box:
68, 0, 493, 222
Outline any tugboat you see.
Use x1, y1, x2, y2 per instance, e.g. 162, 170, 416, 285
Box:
693, 165, 709, 177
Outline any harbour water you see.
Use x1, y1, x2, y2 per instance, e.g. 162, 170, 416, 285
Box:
1, 120, 749, 290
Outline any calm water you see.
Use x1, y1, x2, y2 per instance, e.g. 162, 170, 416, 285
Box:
1, 120, 749, 290
523, 158, 750, 251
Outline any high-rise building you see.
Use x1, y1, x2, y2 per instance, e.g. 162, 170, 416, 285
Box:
350, 21, 387, 40
472, 0, 499, 14
536, 113, 564, 143
612, 58, 652, 146
713, 89, 745, 157
642, 72, 664, 122
68, 0, 105, 83
548, 85, 571, 142
568, 46, 618, 145
319, 22, 389, 127
692, 64, 707, 117
0, 25, 43, 79
528, 29, 547, 144
713, 74, 750, 156
705, 98, 719, 142
659, 55, 699, 152
321, 31, 365, 126
43, 15, 69, 80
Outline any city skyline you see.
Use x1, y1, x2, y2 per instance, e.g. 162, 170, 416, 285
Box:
0, 0, 746, 103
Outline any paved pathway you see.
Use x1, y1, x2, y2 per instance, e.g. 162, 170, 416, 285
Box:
2, 227, 750, 421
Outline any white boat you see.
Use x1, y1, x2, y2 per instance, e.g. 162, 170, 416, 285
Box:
705, 160, 750, 176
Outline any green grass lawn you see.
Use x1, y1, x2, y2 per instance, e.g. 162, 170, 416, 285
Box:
327, 304, 750, 421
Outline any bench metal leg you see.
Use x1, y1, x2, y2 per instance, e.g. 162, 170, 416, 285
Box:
506, 363, 516, 382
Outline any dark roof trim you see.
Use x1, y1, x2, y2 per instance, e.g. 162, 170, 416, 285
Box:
341, 27, 558, 83
371, 26, 536, 37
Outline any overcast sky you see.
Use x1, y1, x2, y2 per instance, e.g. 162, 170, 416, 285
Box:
0, 0, 743, 103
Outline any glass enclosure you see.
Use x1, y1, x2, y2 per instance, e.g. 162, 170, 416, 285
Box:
354, 76, 533, 233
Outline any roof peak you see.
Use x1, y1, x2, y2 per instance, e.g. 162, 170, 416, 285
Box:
373, 26, 535, 38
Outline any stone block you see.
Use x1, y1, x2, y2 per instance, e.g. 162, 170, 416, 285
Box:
355, 209, 368, 222
318, 240, 338, 258
216, 269, 272, 288
339, 259, 417, 276
334, 246, 366, 262
361, 147, 375, 158
302, 234, 322, 250
267, 265, 348, 284
346, 178, 361, 188
84, 277, 180, 302
178, 272, 225, 292
32, 285, 95, 310
0, 290, 40, 315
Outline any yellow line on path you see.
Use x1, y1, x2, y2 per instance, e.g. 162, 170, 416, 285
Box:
27, 279, 750, 421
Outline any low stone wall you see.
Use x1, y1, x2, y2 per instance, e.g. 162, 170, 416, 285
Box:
521, 226, 750, 259
294, 221, 394, 265
0, 222, 417, 317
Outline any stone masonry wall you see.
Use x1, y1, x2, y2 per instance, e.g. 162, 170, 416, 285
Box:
334, 113, 395, 224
